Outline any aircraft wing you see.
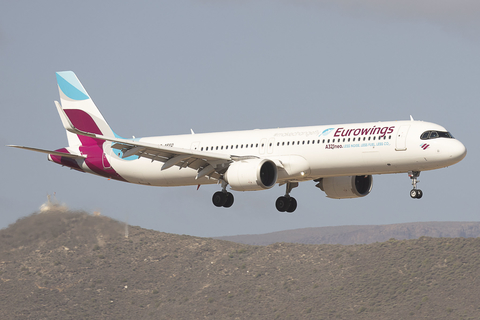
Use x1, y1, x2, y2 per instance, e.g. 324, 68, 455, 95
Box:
109, 139, 232, 180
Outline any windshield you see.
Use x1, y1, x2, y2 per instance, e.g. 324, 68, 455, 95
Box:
420, 130, 454, 140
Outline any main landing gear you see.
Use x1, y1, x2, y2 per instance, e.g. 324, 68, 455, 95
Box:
276, 182, 298, 213
212, 180, 234, 208
409, 171, 423, 199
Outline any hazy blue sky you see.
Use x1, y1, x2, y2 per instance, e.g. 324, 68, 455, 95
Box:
1, 1, 479, 237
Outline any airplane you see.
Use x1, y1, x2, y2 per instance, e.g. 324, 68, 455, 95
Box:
8, 71, 467, 213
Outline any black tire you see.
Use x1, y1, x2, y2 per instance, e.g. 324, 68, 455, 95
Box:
286, 197, 297, 213
416, 189, 423, 199
275, 196, 290, 212
410, 189, 418, 199
212, 192, 227, 207
223, 192, 234, 208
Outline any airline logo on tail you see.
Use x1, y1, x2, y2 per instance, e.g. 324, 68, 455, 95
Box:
51, 72, 126, 181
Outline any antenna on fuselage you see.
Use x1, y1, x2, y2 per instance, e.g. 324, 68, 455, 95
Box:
410, 115, 414, 121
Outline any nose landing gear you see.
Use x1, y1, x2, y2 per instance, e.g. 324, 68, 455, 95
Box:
276, 182, 298, 213
212, 180, 234, 208
408, 171, 423, 199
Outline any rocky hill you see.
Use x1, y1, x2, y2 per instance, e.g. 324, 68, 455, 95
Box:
217, 222, 480, 245
1, 210, 480, 319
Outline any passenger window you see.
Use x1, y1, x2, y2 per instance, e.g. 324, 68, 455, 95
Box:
201, 147, 204, 151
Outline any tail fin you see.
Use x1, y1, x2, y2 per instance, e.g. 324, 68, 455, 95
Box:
55, 71, 116, 147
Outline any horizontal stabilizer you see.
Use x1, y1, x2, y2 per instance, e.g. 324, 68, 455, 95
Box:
7, 145, 86, 159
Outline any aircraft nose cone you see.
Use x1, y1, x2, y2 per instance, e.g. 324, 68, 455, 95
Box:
451, 140, 467, 163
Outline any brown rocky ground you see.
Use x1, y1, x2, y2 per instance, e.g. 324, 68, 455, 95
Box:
1, 210, 480, 319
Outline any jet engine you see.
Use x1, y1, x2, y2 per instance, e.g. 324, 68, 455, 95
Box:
316, 175, 373, 199
225, 159, 277, 191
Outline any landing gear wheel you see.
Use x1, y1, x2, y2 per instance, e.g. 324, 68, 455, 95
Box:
212, 191, 227, 207
275, 196, 297, 213
223, 192, 234, 208
286, 197, 297, 213
275, 196, 290, 212
410, 189, 423, 199
410, 189, 417, 199
276, 182, 300, 213
408, 171, 423, 200
416, 189, 423, 199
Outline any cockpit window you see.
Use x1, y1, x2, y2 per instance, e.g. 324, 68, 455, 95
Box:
420, 132, 430, 140
420, 130, 454, 140
438, 131, 453, 138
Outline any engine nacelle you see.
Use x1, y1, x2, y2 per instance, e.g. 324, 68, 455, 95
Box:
316, 175, 373, 199
225, 159, 278, 191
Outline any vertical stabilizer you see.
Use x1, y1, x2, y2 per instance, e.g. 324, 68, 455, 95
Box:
56, 71, 115, 147
53, 71, 126, 181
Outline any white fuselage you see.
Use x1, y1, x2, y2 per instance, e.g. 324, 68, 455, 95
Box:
96, 120, 466, 187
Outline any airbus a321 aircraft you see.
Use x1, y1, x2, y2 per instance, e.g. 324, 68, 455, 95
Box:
9, 71, 467, 213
